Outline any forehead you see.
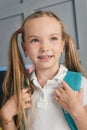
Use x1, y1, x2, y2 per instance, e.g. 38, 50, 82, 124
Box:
24, 16, 61, 35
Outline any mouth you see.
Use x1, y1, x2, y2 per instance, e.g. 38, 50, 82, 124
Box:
38, 55, 53, 60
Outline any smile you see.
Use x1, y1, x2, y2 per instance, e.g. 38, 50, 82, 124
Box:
38, 55, 53, 59
37, 55, 53, 61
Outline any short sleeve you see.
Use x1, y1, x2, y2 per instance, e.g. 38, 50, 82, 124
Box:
81, 76, 87, 105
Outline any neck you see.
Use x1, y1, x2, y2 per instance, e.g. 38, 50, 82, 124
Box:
35, 65, 59, 87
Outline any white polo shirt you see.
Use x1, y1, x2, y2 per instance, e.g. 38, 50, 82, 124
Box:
27, 65, 87, 130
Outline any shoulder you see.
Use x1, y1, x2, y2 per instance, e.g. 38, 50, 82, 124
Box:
81, 76, 87, 105
82, 76, 87, 83
81, 76, 87, 89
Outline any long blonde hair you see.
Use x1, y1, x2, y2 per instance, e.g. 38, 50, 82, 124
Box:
2, 10, 84, 130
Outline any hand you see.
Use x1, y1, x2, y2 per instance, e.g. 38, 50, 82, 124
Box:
0, 94, 17, 121
0, 88, 32, 121
55, 81, 83, 116
21, 88, 32, 109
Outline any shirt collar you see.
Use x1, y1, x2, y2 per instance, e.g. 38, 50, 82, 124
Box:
30, 64, 68, 83
52, 65, 68, 82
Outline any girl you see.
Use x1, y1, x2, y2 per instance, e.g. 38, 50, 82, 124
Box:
0, 10, 87, 130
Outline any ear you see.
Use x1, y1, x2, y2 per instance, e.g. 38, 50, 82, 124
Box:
21, 41, 28, 57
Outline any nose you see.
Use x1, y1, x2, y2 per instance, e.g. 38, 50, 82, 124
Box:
40, 40, 50, 52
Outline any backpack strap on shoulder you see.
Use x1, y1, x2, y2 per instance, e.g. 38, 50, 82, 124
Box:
63, 71, 82, 130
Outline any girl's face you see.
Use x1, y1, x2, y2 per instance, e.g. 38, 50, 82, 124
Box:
23, 16, 65, 71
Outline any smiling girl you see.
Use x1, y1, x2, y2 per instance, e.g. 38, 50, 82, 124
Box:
0, 10, 87, 130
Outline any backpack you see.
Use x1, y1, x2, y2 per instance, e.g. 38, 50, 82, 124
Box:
63, 71, 82, 130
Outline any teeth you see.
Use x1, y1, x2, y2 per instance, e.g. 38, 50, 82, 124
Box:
39, 55, 52, 58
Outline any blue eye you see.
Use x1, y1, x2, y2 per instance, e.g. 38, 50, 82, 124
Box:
51, 37, 58, 41
31, 39, 39, 43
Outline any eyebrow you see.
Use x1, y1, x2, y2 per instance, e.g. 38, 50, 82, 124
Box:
27, 35, 40, 39
27, 33, 60, 39
50, 33, 60, 36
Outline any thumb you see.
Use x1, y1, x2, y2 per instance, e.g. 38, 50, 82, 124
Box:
78, 88, 84, 100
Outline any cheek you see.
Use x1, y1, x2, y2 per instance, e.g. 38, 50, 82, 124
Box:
54, 45, 64, 58
54, 44, 63, 53
26, 47, 37, 59
27, 50, 34, 57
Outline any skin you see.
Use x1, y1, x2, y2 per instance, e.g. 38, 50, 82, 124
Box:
1, 15, 87, 130
23, 16, 64, 86
55, 81, 87, 130
0, 88, 31, 130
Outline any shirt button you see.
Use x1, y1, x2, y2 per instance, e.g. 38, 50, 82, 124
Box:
41, 93, 44, 98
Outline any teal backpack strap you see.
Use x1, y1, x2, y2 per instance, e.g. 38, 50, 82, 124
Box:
64, 71, 82, 91
63, 71, 82, 130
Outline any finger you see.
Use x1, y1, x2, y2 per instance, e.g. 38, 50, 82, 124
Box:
23, 92, 31, 99
55, 89, 61, 98
61, 81, 72, 91
54, 95, 63, 107
24, 101, 32, 109
23, 94, 31, 103
21, 88, 32, 100
22, 97, 32, 108
79, 88, 83, 94
56, 85, 65, 93
78, 88, 84, 98
21, 88, 29, 94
